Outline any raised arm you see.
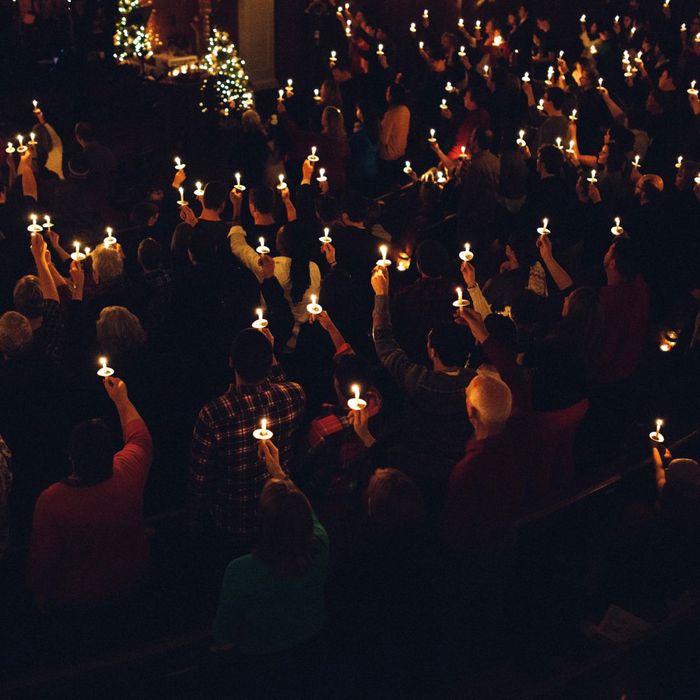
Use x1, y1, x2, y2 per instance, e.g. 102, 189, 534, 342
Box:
536, 234, 573, 291
30, 233, 59, 303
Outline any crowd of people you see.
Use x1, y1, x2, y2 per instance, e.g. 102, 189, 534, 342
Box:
1, 0, 700, 693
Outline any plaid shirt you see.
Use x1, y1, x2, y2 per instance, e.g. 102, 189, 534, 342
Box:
190, 365, 305, 539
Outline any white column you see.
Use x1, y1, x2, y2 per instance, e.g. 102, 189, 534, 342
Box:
238, 0, 277, 90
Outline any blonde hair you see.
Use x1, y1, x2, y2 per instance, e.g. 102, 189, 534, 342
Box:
96, 306, 146, 357
92, 245, 123, 284
0, 311, 32, 358
466, 374, 512, 426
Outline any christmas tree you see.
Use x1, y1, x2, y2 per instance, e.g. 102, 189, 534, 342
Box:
199, 28, 254, 117
113, 0, 155, 63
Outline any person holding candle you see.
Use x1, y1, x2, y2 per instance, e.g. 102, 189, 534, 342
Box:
348, 101, 380, 195
433, 87, 491, 164
378, 83, 411, 188
190, 328, 305, 556
29, 375, 153, 610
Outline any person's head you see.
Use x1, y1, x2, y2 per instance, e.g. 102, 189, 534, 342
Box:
0, 311, 32, 360
129, 201, 159, 228
415, 239, 449, 278
536, 16, 550, 32
355, 100, 380, 142
74, 121, 96, 147
427, 323, 473, 370
603, 236, 640, 281
320, 78, 341, 105
137, 237, 163, 272
543, 86, 565, 114
276, 220, 312, 303
441, 32, 457, 51
465, 374, 512, 435
67, 153, 90, 180
537, 144, 564, 177
202, 181, 227, 213
518, 4, 529, 20
634, 173, 664, 204
241, 109, 263, 133
333, 353, 374, 405
321, 106, 346, 142
331, 61, 353, 83
386, 83, 407, 107
645, 88, 666, 115
675, 160, 700, 191
365, 468, 425, 535
315, 194, 339, 225
429, 48, 447, 72
230, 328, 273, 384
512, 289, 545, 328
484, 314, 517, 350
464, 86, 485, 111
13, 275, 43, 320
472, 127, 493, 154
68, 419, 118, 486
92, 245, 124, 285
249, 186, 274, 219
579, 66, 599, 90
96, 305, 147, 357
340, 191, 369, 226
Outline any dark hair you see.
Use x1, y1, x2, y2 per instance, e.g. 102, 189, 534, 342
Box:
230, 328, 273, 383
538, 144, 564, 175
474, 127, 493, 151
137, 237, 163, 270
428, 322, 474, 367
341, 191, 369, 223
512, 289, 544, 326
68, 419, 117, 485
560, 286, 605, 377
334, 354, 374, 399
34, 145, 49, 170
315, 194, 339, 224
429, 48, 447, 62
415, 239, 449, 278
187, 226, 217, 264
130, 201, 159, 227
610, 237, 639, 280
13, 276, 43, 319
250, 187, 274, 215
604, 141, 627, 174
387, 83, 407, 106
203, 181, 227, 210
74, 121, 96, 143
356, 100, 380, 144
544, 87, 565, 111
255, 479, 316, 578
365, 468, 425, 535
68, 153, 90, 178
278, 220, 312, 304
485, 314, 517, 350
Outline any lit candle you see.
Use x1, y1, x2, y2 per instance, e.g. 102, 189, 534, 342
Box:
590, 44, 598, 55
16, 134, 26, 153
632, 154, 641, 169
419, 41, 425, 51
439, 98, 448, 111
687, 80, 698, 96
252, 307, 268, 329
649, 418, 665, 444
422, 8, 429, 19
587, 169, 598, 184
546, 66, 555, 85
347, 383, 368, 411
277, 89, 285, 102
313, 88, 321, 102
452, 286, 469, 308
376, 43, 384, 56
307, 146, 319, 163
306, 294, 323, 316
630, 26, 637, 36
445, 81, 454, 93
483, 65, 489, 76
428, 128, 437, 143
253, 418, 273, 441
376, 244, 392, 268
397, 252, 411, 271
537, 98, 545, 112
345, 20, 352, 37
597, 77, 604, 90
580, 14, 586, 23
330, 50, 337, 65
71, 241, 86, 261
566, 139, 576, 155
459, 146, 467, 159
234, 172, 246, 192
493, 35, 503, 48
317, 168, 328, 183
475, 20, 481, 31
28, 132, 37, 146
43, 215, 52, 230
104, 226, 117, 247
403, 160, 413, 174
32, 99, 40, 113
537, 218, 551, 236
97, 356, 115, 378
458, 18, 464, 29
177, 187, 187, 206
458, 45, 466, 57
174, 156, 186, 171
256, 237, 270, 255
5, 141, 15, 154
675, 155, 683, 170
409, 22, 417, 33
555, 137, 563, 151
663, 0, 670, 8
695, 172, 700, 186
459, 242, 474, 262
680, 23, 686, 33
28, 213, 42, 234
286, 78, 294, 95
559, 50, 564, 59
614, 15, 620, 24
521, 71, 530, 83
319, 227, 332, 244
611, 217, 624, 236
277, 174, 288, 191
194, 181, 205, 196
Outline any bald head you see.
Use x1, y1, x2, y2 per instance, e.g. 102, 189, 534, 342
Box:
466, 374, 512, 434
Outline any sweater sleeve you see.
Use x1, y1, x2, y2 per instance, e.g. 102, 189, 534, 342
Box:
114, 419, 153, 494
228, 225, 264, 282
467, 284, 492, 318
372, 295, 428, 398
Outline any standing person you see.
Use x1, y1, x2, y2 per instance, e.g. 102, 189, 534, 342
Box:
74, 121, 117, 200
190, 328, 305, 557
29, 376, 153, 610
379, 83, 411, 187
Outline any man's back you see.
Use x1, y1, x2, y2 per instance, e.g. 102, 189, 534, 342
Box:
190, 366, 305, 541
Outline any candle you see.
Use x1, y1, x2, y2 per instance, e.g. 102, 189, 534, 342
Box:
286, 78, 294, 95
546, 66, 555, 85
376, 244, 392, 268
194, 181, 205, 196
566, 140, 576, 155
587, 169, 598, 184
419, 41, 425, 51
174, 156, 186, 171
104, 226, 117, 247
307, 146, 319, 164
632, 154, 641, 169
376, 43, 384, 56
537, 98, 545, 112
16, 134, 27, 153
459, 242, 474, 262
330, 50, 337, 65
475, 20, 481, 31
428, 128, 437, 143
555, 137, 564, 151
97, 356, 115, 378
234, 172, 246, 192
579, 14, 586, 23
695, 172, 700, 186
319, 227, 332, 244
397, 252, 411, 271
252, 307, 268, 329
483, 65, 489, 76
680, 23, 686, 33
597, 77, 604, 90
347, 383, 368, 411
71, 241, 86, 261
458, 45, 466, 57
409, 22, 416, 33
439, 99, 449, 112
32, 99, 40, 113
675, 156, 683, 170
256, 237, 270, 255
493, 35, 503, 48
688, 80, 698, 96
559, 50, 564, 59
458, 18, 464, 29
614, 15, 620, 24
345, 21, 352, 37
313, 88, 321, 102
422, 8, 429, 19
277, 174, 288, 191
537, 218, 551, 236
611, 217, 624, 236
27, 213, 42, 234
316, 168, 328, 183
630, 26, 637, 36
253, 418, 273, 441
521, 71, 530, 83
649, 418, 665, 444
43, 215, 53, 230
177, 187, 187, 206
306, 294, 323, 316
403, 160, 413, 174
277, 89, 285, 102
445, 81, 454, 93
452, 286, 469, 308
459, 146, 467, 159
5, 141, 15, 154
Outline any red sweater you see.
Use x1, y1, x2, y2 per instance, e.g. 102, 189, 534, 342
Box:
29, 419, 153, 608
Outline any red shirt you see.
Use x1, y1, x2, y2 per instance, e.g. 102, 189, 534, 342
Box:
29, 419, 153, 608
598, 276, 650, 384
447, 108, 491, 160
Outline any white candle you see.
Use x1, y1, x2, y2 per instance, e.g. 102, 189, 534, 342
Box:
537, 218, 551, 236
409, 22, 416, 33
537, 99, 545, 112
5, 141, 15, 154
587, 169, 598, 184
483, 65, 489, 76
458, 18, 464, 29
675, 156, 683, 170
277, 174, 288, 190
632, 154, 641, 169
28, 213, 42, 234
330, 50, 337, 64
459, 242, 474, 262
419, 41, 425, 51
423, 8, 429, 19
377, 43, 384, 56
428, 128, 436, 143
313, 88, 321, 102
97, 356, 114, 378
475, 20, 481, 30
649, 418, 664, 443
174, 156, 185, 171
569, 109, 578, 122
71, 242, 87, 261
306, 294, 323, 315
580, 14, 587, 23
446, 82, 453, 92
440, 98, 448, 110
253, 418, 273, 440
522, 72, 530, 83
234, 172, 246, 191
403, 160, 412, 174
317, 168, 327, 183
177, 186, 187, 205
611, 217, 624, 236
319, 227, 332, 244
16, 134, 26, 153
376, 244, 392, 267
252, 307, 268, 329
28, 132, 37, 145
347, 383, 368, 411
194, 181, 204, 196
278, 89, 285, 102
104, 226, 117, 246
458, 45, 466, 57
32, 99, 40, 113
555, 137, 563, 151
597, 77, 604, 90
688, 80, 698, 96
566, 140, 576, 155
459, 146, 467, 159
256, 237, 270, 255
43, 215, 52, 229
308, 145, 319, 162
452, 286, 469, 307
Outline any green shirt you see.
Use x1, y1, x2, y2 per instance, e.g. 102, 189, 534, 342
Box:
213, 513, 328, 655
